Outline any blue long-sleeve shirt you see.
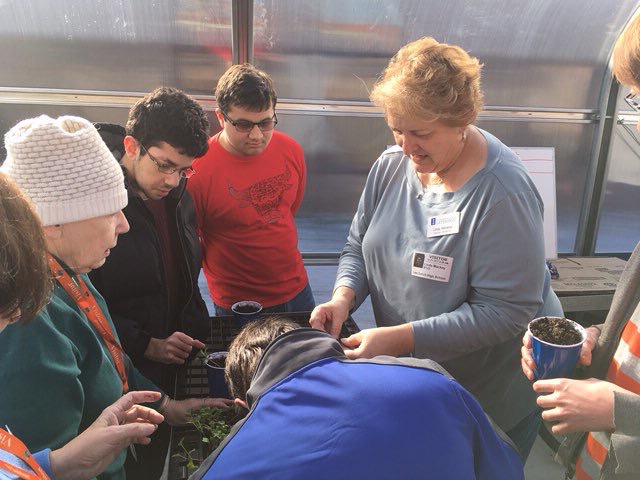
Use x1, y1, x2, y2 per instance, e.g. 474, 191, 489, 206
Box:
336, 128, 562, 431
191, 329, 525, 480
0, 447, 51, 480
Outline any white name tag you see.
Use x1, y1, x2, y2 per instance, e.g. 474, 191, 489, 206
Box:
411, 251, 453, 283
427, 212, 460, 237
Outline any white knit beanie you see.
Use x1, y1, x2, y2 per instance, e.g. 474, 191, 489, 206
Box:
1, 115, 127, 226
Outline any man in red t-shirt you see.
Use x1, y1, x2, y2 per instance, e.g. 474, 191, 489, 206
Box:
188, 64, 315, 315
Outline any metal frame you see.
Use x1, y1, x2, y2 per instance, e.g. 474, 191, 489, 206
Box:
0, 86, 600, 122
574, 74, 620, 255
0, 85, 609, 262
617, 112, 640, 125
231, 0, 253, 65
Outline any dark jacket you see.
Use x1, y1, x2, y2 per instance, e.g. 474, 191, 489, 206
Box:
190, 329, 524, 480
90, 124, 210, 391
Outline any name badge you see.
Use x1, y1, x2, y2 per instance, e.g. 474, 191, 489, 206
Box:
412, 251, 453, 282
427, 212, 460, 237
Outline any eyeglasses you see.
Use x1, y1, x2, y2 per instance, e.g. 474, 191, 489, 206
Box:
220, 110, 278, 133
625, 92, 640, 113
140, 144, 195, 179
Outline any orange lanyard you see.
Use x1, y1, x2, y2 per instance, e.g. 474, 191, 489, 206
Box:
0, 428, 51, 480
48, 254, 129, 393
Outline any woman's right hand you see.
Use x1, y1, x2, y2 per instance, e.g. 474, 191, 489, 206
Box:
309, 286, 355, 337
309, 300, 350, 338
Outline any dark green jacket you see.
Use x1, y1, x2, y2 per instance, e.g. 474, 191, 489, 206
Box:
0, 270, 162, 480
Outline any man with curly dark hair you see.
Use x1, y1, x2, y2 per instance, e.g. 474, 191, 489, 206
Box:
89, 86, 212, 479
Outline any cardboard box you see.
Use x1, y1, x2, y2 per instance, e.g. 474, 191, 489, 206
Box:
549, 257, 627, 295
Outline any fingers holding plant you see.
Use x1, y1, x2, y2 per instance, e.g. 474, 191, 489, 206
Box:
146, 332, 207, 365
310, 286, 354, 337
49, 391, 165, 480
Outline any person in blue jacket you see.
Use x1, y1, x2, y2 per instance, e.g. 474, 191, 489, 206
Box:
189, 317, 525, 480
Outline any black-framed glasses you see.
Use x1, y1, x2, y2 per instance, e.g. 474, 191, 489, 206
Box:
625, 92, 640, 113
220, 110, 278, 133
140, 144, 195, 179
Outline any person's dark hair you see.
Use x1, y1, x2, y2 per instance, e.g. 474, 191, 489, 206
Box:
225, 316, 300, 402
0, 172, 51, 324
125, 87, 210, 158
215, 63, 277, 113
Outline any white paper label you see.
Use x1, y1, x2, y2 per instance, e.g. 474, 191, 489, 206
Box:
411, 251, 453, 283
427, 212, 460, 237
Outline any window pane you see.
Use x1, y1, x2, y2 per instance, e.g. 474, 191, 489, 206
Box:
0, 0, 232, 94
595, 92, 640, 253
254, 0, 637, 107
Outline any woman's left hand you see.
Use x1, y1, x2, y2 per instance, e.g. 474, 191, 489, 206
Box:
534, 378, 622, 434
340, 324, 414, 359
49, 391, 164, 480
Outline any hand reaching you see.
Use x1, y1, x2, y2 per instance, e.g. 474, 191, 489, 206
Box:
160, 397, 234, 426
341, 324, 414, 359
309, 300, 350, 338
49, 391, 164, 480
145, 331, 206, 364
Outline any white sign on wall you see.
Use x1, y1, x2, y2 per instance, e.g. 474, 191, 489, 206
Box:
510, 147, 558, 260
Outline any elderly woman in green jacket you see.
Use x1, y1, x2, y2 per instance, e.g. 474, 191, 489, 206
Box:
0, 115, 230, 480
0, 171, 165, 480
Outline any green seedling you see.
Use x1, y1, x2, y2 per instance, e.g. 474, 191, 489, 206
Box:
173, 406, 237, 471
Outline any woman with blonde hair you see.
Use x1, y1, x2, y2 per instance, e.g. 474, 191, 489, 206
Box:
311, 37, 562, 460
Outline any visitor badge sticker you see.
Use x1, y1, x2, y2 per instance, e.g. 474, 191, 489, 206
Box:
427, 212, 460, 237
411, 251, 453, 282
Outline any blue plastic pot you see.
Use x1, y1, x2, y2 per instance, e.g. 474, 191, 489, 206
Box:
205, 351, 231, 398
528, 317, 587, 380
